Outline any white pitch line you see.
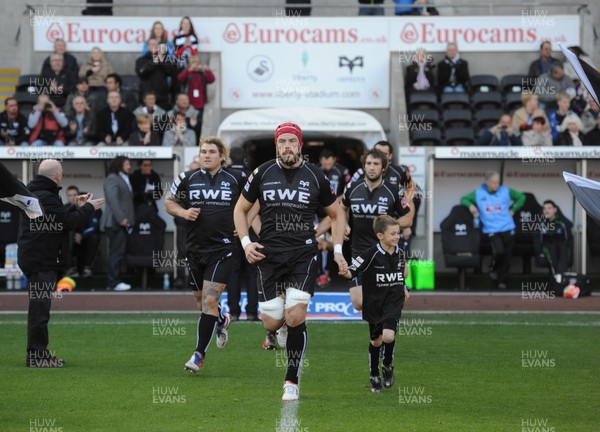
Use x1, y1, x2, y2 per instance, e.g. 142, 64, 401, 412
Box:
1, 320, 598, 327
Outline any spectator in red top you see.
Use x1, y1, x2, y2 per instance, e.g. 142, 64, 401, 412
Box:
178, 56, 215, 138
27, 96, 68, 146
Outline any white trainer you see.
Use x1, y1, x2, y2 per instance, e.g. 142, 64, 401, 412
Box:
216, 313, 231, 349
282, 380, 299, 401
114, 282, 131, 291
276, 324, 288, 349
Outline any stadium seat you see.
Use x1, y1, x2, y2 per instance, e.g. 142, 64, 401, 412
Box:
410, 128, 442, 146
13, 91, 38, 105
120, 74, 141, 93
408, 91, 438, 111
440, 205, 481, 289
410, 109, 440, 128
512, 192, 543, 274
474, 109, 504, 130
125, 204, 166, 289
505, 92, 523, 112
443, 109, 473, 129
500, 74, 527, 94
472, 92, 503, 110
16, 74, 41, 93
441, 93, 470, 110
445, 128, 475, 146
470, 75, 499, 93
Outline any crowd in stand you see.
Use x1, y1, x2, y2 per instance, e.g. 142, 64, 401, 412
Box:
405, 41, 600, 146
0, 17, 215, 147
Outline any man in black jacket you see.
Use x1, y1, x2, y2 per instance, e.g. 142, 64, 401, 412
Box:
40, 53, 77, 109
0, 97, 30, 146
96, 91, 134, 145
18, 159, 104, 367
135, 38, 179, 111
437, 42, 470, 93
41, 39, 79, 77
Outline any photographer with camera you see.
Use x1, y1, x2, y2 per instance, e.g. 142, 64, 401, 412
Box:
27, 95, 68, 147
477, 113, 522, 146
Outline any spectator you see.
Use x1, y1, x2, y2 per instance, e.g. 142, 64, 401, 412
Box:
405, 49, 435, 94
173, 17, 199, 67
358, 0, 384, 16
477, 113, 522, 146
78, 47, 113, 97
133, 91, 166, 119
533, 200, 572, 279
128, 113, 162, 146
64, 95, 96, 146
394, 0, 429, 16
0, 97, 30, 146
528, 41, 559, 79
162, 111, 197, 147
27, 96, 68, 146
521, 116, 552, 146
547, 92, 575, 141
133, 91, 168, 139
556, 115, 586, 146
130, 159, 163, 211
96, 91, 134, 146
461, 171, 525, 290
101, 155, 134, 291
64, 77, 95, 118
583, 114, 600, 146
581, 96, 600, 133
167, 93, 199, 136
41, 39, 79, 77
142, 21, 174, 57
103, 73, 138, 113
136, 38, 179, 111
40, 53, 76, 108
64, 185, 102, 278
177, 56, 215, 138
512, 92, 550, 135
437, 42, 470, 93
535, 63, 574, 111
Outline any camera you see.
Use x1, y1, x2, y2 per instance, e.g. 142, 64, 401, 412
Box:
44, 103, 53, 110
500, 125, 508, 130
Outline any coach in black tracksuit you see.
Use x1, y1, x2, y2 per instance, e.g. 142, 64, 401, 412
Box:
18, 159, 103, 368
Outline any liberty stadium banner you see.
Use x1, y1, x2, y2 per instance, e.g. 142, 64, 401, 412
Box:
33, 16, 579, 108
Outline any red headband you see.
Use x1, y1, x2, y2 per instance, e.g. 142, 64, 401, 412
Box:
275, 122, 303, 149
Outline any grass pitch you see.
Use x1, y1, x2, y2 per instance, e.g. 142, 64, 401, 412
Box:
2, 312, 599, 431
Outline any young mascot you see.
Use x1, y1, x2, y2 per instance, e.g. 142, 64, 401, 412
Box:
339, 215, 410, 392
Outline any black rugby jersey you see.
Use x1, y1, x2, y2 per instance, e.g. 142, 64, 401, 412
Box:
347, 243, 406, 323
170, 167, 245, 252
242, 159, 336, 251
351, 163, 412, 188
342, 179, 410, 257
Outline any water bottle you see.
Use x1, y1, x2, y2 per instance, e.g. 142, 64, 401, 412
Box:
473, 216, 480, 229
163, 273, 170, 290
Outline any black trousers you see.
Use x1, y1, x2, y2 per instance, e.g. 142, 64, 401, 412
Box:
72, 233, 100, 271
543, 242, 569, 275
227, 247, 258, 316
27, 270, 58, 354
489, 231, 514, 285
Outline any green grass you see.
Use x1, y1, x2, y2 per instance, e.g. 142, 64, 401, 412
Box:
2, 313, 599, 431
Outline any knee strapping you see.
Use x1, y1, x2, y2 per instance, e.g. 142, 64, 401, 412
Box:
259, 296, 284, 320
286, 288, 311, 308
